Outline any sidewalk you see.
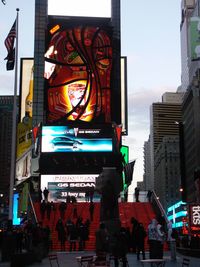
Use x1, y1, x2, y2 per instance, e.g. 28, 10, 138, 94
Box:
0, 251, 199, 267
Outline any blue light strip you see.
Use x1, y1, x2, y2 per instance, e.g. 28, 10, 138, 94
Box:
167, 201, 186, 212
168, 210, 187, 221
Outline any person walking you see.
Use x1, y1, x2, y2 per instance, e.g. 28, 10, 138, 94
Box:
134, 187, 140, 202
43, 187, 49, 202
55, 218, 66, 251
147, 219, 158, 259
135, 222, 147, 260
167, 221, 177, 261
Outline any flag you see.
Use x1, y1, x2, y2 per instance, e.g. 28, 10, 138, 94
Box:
4, 19, 16, 70
124, 160, 135, 185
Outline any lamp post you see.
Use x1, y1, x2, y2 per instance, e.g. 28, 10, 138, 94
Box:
175, 121, 186, 202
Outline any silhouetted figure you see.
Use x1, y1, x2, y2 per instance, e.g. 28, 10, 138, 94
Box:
134, 187, 140, 202
135, 222, 147, 260
89, 187, 94, 202
147, 190, 152, 202
55, 219, 66, 251
85, 191, 90, 202
59, 202, 67, 219
68, 221, 78, 251
130, 217, 139, 253
38, 189, 43, 202
43, 187, 49, 202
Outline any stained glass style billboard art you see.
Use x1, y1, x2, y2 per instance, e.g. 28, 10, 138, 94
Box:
44, 18, 114, 124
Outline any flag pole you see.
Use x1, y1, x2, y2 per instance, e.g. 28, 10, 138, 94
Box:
8, 8, 19, 221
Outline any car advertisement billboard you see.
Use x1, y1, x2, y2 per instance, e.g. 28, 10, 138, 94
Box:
44, 16, 120, 124
41, 174, 99, 202
41, 125, 113, 152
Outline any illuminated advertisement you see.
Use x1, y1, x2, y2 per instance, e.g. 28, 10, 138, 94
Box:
44, 18, 114, 124
16, 119, 32, 160
189, 17, 200, 60
16, 150, 32, 184
167, 201, 187, 229
19, 58, 34, 121
41, 174, 99, 202
41, 125, 113, 152
13, 193, 21, 226
189, 204, 200, 234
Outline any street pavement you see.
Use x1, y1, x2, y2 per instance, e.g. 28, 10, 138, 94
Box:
0, 250, 199, 267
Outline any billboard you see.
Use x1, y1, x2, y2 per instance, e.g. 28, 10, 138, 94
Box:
48, 0, 111, 17
189, 17, 200, 61
44, 17, 120, 124
41, 125, 113, 152
121, 57, 128, 135
19, 58, 34, 121
188, 204, 200, 234
16, 119, 32, 160
41, 174, 99, 202
16, 150, 32, 184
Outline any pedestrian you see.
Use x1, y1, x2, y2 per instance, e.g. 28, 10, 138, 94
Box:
68, 221, 78, 251
130, 217, 139, 253
147, 190, 152, 202
38, 189, 43, 202
55, 218, 66, 251
89, 201, 95, 221
135, 222, 147, 260
147, 219, 158, 259
43, 187, 49, 202
85, 191, 90, 202
59, 201, 67, 219
89, 187, 94, 202
167, 221, 177, 261
134, 187, 140, 202
156, 219, 166, 259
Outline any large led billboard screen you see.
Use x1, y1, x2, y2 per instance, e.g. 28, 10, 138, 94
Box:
41, 125, 113, 152
44, 16, 121, 124
41, 174, 99, 202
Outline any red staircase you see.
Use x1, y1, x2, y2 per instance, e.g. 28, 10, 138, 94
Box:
34, 202, 157, 251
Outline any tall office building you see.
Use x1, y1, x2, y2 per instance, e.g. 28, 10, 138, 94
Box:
143, 136, 152, 190
0, 96, 18, 200
180, 0, 200, 202
154, 136, 181, 210
150, 92, 183, 203
180, 0, 195, 91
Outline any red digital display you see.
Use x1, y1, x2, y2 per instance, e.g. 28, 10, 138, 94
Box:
45, 21, 113, 124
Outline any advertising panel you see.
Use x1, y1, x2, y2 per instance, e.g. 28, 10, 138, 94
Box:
121, 57, 128, 135
41, 174, 99, 202
16, 119, 32, 160
189, 17, 200, 61
189, 204, 200, 234
41, 125, 113, 152
44, 17, 114, 124
48, 0, 111, 17
19, 58, 34, 121
16, 150, 32, 184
